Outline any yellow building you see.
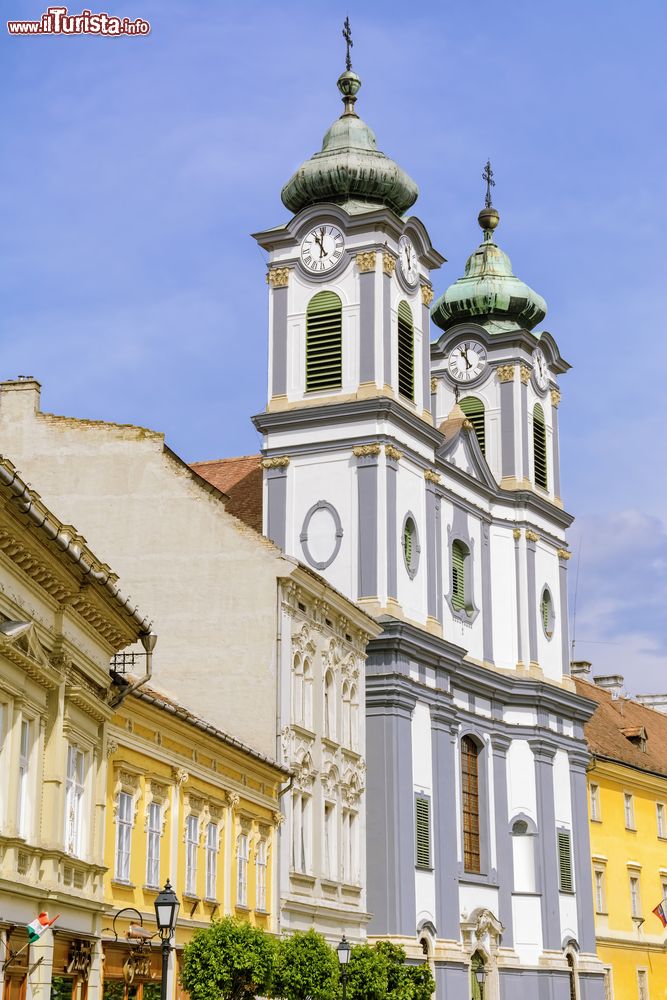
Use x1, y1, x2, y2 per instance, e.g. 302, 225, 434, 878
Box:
0, 456, 152, 1000
575, 671, 667, 1000
103, 686, 287, 1000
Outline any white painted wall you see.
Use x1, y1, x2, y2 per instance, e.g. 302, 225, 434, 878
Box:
507, 740, 538, 824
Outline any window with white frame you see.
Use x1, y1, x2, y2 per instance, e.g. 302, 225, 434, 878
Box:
185, 814, 199, 896
256, 839, 267, 911
637, 968, 648, 1000
342, 809, 358, 884
342, 683, 351, 747
292, 655, 303, 724
302, 658, 313, 730
65, 745, 85, 857
115, 791, 132, 882
237, 833, 248, 907
291, 792, 310, 875
657, 802, 666, 839
324, 670, 335, 739
603, 966, 614, 1000
594, 868, 606, 913
324, 801, 336, 880
17, 718, 31, 837
629, 874, 642, 918
624, 793, 635, 830
350, 685, 359, 750
589, 783, 601, 822
146, 801, 161, 888
205, 822, 218, 900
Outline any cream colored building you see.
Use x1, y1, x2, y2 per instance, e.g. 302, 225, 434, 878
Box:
0, 379, 381, 942
0, 453, 152, 1000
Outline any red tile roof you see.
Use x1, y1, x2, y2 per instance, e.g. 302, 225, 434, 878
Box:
190, 455, 263, 533
575, 676, 667, 779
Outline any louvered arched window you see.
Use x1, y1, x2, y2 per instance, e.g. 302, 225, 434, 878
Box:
461, 736, 481, 873
306, 291, 342, 392
533, 403, 548, 490
459, 396, 485, 455
451, 540, 468, 612
397, 301, 414, 401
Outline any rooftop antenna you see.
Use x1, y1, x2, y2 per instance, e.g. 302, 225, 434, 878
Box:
342, 16, 353, 71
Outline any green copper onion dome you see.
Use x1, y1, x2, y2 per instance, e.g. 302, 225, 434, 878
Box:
431, 196, 547, 334
281, 69, 419, 217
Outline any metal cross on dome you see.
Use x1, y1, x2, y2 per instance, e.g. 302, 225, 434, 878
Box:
342, 16, 353, 71
482, 159, 495, 209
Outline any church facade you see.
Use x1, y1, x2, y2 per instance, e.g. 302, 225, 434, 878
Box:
252, 56, 605, 1000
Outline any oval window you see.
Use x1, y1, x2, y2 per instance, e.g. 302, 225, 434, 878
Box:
402, 515, 419, 579
541, 587, 555, 639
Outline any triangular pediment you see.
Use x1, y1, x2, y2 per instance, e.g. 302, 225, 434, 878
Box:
436, 425, 497, 490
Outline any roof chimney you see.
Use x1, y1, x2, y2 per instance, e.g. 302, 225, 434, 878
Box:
570, 660, 592, 677
636, 694, 667, 715
593, 674, 624, 700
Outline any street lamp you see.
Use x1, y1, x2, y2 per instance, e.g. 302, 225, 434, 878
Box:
472, 960, 486, 998
336, 935, 351, 1000
154, 880, 180, 1000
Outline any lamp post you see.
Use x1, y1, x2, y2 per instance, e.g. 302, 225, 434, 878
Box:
337, 935, 350, 1000
154, 880, 180, 1000
473, 961, 486, 999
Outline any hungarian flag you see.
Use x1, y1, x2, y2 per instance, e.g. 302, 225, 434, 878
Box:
652, 901, 667, 928
26, 913, 59, 943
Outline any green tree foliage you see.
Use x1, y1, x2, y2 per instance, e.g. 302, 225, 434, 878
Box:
180, 918, 275, 1000
344, 944, 388, 1000
343, 942, 434, 1000
273, 929, 339, 1000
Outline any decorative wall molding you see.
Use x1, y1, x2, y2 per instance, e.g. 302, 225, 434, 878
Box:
355, 251, 377, 273
299, 500, 344, 571
496, 365, 516, 383
261, 456, 290, 469
266, 267, 290, 288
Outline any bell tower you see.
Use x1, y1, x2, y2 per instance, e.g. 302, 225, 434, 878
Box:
429, 167, 570, 509
253, 36, 444, 623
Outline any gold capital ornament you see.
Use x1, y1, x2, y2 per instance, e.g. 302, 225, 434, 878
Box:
261, 456, 290, 469
382, 252, 397, 276
355, 251, 377, 273
385, 445, 403, 462
352, 444, 381, 458
496, 364, 515, 383
420, 284, 434, 306
519, 364, 531, 385
266, 267, 290, 288
550, 388, 561, 408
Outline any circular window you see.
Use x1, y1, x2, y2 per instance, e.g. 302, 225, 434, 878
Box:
300, 501, 343, 570
540, 587, 555, 639
402, 514, 420, 579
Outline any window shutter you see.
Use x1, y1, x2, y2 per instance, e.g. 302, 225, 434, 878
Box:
306, 291, 342, 392
533, 404, 548, 490
404, 521, 413, 564
557, 829, 574, 892
415, 796, 431, 869
459, 396, 485, 455
397, 301, 414, 401
452, 541, 466, 612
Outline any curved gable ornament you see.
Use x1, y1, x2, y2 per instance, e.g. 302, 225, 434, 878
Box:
461, 907, 504, 958
300, 501, 343, 571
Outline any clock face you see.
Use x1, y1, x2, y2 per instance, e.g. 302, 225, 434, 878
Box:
448, 341, 488, 383
533, 347, 549, 391
300, 225, 345, 273
398, 235, 419, 287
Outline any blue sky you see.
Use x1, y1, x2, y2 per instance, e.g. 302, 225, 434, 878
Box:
2, 0, 666, 691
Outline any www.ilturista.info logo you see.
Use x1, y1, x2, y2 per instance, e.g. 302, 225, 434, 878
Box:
7, 7, 150, 35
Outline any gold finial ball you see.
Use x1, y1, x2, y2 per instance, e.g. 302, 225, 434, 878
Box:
478, 206, 500, 233
337, 70, 361, 98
